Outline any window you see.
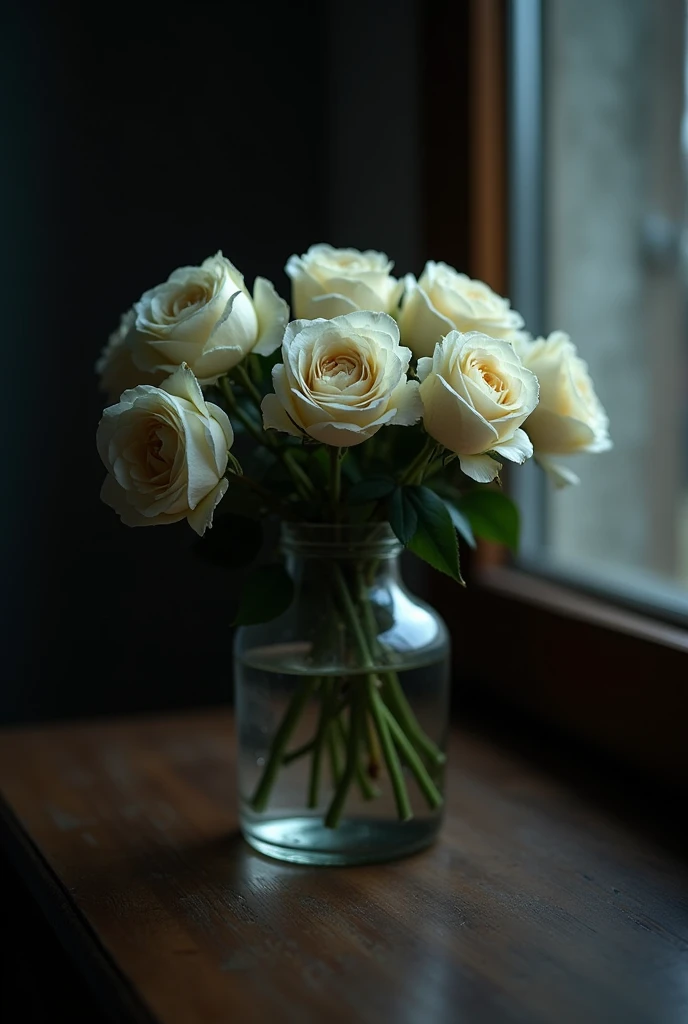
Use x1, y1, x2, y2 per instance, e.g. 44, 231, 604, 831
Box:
510, 0, 688, 622
431, 0, 688, 786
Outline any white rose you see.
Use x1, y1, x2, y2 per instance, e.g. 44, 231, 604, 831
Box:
514, 331, 612, 486
97, 364, 233, 536
96, 309, 167, 403
130, 252, 289, 385
261, 310, 422, 447
400, 261, 525, 358
285, 243, 402, 320
418, 331, 539, 483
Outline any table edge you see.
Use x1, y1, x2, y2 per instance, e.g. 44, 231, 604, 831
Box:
0, 795, 158, 1024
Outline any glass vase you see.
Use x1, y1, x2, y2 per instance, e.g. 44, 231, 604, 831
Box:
234, 522, 451, 866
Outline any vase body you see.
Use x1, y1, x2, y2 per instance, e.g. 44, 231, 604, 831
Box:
234, 522, 450, 865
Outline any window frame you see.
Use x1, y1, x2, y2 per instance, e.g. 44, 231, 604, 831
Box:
424, 0, 688, 786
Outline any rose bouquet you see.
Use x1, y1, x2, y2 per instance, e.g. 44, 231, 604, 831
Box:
96, 244, 610, 860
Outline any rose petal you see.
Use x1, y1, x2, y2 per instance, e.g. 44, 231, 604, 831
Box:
399, 276, 456, 359
187, 478, 229, 536
192, 345, 249, 384
205, 401, 234, 456
261, 393, 303, 437
252, 276, 289, 356
458, 454, 502, 484
536, 456, 581, 488
179, 409, 228, 510
420, 374, 498, 455
306, 409, 397, 447
161, 364, 208, 416
388, 379, 423, 427
492, 428, 533, 464
100, 474, 187, 527
525, 407, 596, 454
309, 292, 363, 318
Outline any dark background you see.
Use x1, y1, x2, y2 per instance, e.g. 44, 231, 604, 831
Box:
0, 0, 469, 723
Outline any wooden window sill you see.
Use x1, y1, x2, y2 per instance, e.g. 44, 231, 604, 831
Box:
432, 564, 688, 787
0, 709, 686, 1024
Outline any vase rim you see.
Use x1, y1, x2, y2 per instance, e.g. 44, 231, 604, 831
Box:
280, 521, 401, 559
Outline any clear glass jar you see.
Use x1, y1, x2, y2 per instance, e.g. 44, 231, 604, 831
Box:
234, 522, 450, 866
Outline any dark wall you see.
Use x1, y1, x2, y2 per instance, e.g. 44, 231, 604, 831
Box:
1, 1, 330, 721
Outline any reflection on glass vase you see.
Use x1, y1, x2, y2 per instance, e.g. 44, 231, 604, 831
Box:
234, 522, 451, 866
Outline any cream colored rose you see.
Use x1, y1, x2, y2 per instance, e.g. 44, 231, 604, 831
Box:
130, 252, 289, 385
96, 309, 167, 403
514, 331, 612, 486
400, 261, 525, 359
261, 310, 422, 447
285, 244, 402, 320
418, 331, 539, 483
97, 364, 233, 535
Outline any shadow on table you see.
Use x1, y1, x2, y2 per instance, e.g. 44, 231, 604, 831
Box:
456, 687, 688, 865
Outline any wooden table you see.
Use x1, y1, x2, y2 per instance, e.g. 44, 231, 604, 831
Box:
0, 710, 686, 1024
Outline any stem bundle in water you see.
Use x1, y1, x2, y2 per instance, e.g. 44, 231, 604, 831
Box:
248, 561, 445, 827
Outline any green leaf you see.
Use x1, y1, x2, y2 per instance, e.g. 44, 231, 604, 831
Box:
347, 476, 396, 504
440, 497, 476, 549
388, 487, 418, 544
193, 514, 263, 569
233, 563, 294, 626
406, 485, 464, 584
458, 489, 520, 551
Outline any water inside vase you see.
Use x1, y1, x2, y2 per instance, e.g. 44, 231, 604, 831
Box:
235, 647, 449, 866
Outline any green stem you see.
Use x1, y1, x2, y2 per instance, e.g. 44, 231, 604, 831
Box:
330, 447, 342, 521
355, 564, 381, 647
325, 688, 364, 829
367, 678, 413, 821
307, 679, 333, 808
219, 376, 265, 446
332, 565, 376, 670
380, 673, 446, 767
326, 723, 342, 786
219, 375, 314, 501
422, 456, 445, 482
332, 564, 417, 816
364, 708, 382, 779
333, 711, 379, 801
283, 737, 316, 765
283, 450, 317, 500
399, 435, 437, 486
353, 563, 445, 770
381, 703, 443, 810
234, 363, 264, 409
231, 469, 287, 513
250, 677, 318, 812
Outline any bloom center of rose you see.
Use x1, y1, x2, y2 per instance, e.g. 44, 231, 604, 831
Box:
144, 420, 176, 473
482, 369, 506, 394
318, 351, 365, 389
171, 284, 207, 316
327, 255, 362, 273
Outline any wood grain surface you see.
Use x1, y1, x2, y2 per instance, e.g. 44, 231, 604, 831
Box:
0, 710, 687, 1024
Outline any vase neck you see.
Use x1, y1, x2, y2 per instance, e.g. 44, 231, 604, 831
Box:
280, 522, 402, 562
